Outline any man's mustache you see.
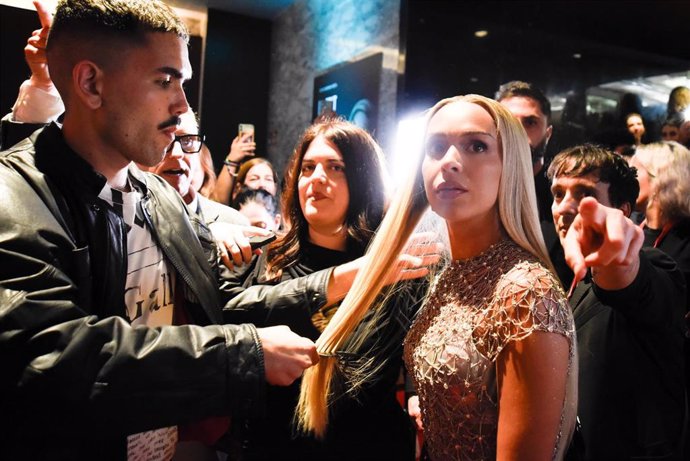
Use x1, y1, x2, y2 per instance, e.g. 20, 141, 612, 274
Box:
158, 116, 181, 130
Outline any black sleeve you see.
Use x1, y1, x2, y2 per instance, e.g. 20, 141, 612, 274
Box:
0, 160, 266, 437
0, 116, 46, 151
593, 247, 686, 334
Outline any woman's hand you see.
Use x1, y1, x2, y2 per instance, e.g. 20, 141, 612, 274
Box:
386, 232, 444, 284
226, 134, 257, 164
209, 222, 272, 269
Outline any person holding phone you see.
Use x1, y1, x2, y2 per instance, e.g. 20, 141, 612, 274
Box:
224, 119, 439, 461
214, 124, 279, 206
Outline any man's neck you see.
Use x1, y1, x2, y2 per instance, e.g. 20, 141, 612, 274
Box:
62, 117, 131, 190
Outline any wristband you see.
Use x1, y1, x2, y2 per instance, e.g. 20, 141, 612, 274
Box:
225, 164, 238, 177
224, 160, 240, 167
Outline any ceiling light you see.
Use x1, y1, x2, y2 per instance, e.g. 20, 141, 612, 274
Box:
474, 30, 489, 38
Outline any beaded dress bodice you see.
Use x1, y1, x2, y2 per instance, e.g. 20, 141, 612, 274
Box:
403, 239, 577, 460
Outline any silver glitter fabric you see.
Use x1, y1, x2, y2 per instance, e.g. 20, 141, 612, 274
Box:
404, 239, 577, 460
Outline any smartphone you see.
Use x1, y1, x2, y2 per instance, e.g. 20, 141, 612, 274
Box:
239, 123, 255, 142
249, 233, 276, 250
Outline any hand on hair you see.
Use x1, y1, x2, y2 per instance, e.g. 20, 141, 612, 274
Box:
256, 325, 319, 386
209, 222, 272, 270
563, 197, 642, 290
226, 135, 256, 164
26, 1, 53, 91
387, 232, 444, 284
407, 395, 424, 431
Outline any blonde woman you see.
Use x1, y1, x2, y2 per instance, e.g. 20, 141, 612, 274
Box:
298, 95, 578, 460
629, 141, 687, 220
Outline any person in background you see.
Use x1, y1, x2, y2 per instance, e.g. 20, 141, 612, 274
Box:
226, 119, 439, 461
636, 145, 690, 457
233, 187, 281, 232
151, 109, 249, 228
299, 95, 578, 460
661, 113, 683, 142
213, 133, 279, 205
668, 86, 690, 118
625, 112, 647, 145
679, 111, 690, 149
628, 141, 681, 223
193, 143, 217, 198
548, 144, 686, 460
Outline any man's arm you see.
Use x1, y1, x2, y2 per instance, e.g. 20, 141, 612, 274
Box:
1, 1, 63, 150
0, 154, 315, 434
563, 197, 644, 290
563, 197, 685, 327
220, 235, 442, 327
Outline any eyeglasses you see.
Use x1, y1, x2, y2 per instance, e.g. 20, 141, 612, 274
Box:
169, 134, 205, 154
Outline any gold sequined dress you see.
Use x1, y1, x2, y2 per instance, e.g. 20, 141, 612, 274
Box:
404, 239, 577, 460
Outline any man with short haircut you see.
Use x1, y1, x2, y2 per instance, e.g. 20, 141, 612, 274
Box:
497, 80, 553, 221
0, 1, 325, 459
548, 144, 686, 459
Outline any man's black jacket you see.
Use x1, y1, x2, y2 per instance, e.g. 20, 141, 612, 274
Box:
0, 124, 330, 460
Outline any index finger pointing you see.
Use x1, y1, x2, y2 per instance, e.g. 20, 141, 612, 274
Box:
34, 0, 53, 29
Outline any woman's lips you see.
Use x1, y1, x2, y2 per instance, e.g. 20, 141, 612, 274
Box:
435, 182, 467, 199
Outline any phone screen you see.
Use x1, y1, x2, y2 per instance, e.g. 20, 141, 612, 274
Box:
239, 123, 255, 142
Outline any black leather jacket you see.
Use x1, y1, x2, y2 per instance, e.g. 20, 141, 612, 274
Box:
0, 124, 331, 460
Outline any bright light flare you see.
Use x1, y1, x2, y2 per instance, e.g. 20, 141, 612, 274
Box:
390, 115, 427, 191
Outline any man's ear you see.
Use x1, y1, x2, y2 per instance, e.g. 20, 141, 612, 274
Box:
545, 124, 553, 144
620, 202, 632, 218
72, 60, 104, 109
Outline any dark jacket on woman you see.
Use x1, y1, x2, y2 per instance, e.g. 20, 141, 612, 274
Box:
226, 241, 421, 461
0, 124, 331, 460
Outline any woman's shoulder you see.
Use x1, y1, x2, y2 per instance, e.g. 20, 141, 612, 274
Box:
497, 258, 564, 299
486, 255, 573, 342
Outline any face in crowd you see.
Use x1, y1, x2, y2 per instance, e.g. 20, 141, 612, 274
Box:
150, 110, 203, 203
238, 199, 281, 231
244, 162, 277, 196
548, 146, 637, 247
661, 124, 679, 142
626, 114, 645, 142
500, 95, 552, 172
298, 135, 350, 234
422, 101, 502, 229
85, 33, 193, 170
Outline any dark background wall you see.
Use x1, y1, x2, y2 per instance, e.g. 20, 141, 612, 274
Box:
201, 8, 271, 172
400, 0, 690, 113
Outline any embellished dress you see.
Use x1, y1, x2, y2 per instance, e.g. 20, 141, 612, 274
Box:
404, 239, 578, 460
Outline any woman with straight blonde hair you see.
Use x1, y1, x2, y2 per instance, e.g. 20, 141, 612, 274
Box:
298, 95, 578, 460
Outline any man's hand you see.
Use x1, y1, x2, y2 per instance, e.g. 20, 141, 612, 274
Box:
256, 326, 319, 386
563, 197, 643, 290
407, 395, 424, 431
208, 222, 272, 269
26, 1, 53, 91
226, 135, 256, 164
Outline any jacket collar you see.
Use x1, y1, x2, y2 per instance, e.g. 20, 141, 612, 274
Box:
34, 123, 108, 197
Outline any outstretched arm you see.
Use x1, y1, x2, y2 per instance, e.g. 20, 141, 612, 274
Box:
12, 0, 64, 124
563, 197, 643, 290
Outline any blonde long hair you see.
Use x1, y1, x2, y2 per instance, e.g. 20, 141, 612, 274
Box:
296, 94, 554, 437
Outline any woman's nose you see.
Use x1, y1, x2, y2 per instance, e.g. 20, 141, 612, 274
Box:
312, 164, 328, 182
440, 146, 461, 173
